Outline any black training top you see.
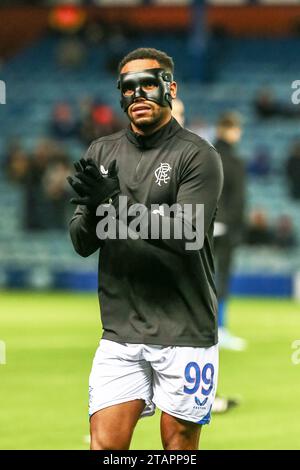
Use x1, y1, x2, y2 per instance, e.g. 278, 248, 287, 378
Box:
70, 117, 223, 347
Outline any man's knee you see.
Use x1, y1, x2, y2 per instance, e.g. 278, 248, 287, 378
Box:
163, 429, 199, 450
161, 414, 201, 450
89, 400, 144, 450
90, 429, 131, 450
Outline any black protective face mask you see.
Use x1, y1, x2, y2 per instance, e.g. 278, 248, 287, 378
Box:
117, 68, 173, 112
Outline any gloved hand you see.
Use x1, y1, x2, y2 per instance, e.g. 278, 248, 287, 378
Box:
67, 158, 120, 207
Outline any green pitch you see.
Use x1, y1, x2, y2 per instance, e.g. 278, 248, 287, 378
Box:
0, 291, 300, 450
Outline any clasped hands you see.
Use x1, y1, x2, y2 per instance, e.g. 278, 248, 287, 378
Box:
67, 158, 120, 208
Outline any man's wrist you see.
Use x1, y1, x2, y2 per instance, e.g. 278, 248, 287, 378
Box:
83, 205, 98, 221
106, 189, 121, 206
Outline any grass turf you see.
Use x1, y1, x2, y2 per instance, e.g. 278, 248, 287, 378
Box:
0, 291, 299, 449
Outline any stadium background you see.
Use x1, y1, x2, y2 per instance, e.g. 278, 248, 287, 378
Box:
1, 0, 300, 450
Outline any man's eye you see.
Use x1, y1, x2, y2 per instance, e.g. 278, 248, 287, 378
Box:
123, 88, 134, 96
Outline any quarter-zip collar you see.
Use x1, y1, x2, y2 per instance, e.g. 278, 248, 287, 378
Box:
126, 117, 181, 150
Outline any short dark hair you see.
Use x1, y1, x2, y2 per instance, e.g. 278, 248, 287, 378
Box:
118, 47, 174, 75
217, 111, 242, 129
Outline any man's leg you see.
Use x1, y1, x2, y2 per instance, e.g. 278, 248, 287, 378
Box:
146, 343, 218, 450
215, 234, 233, 329
215, 235, 246, 351
90, 399, 145, 450
89, 340, 154, 450
160, 412, 202, 450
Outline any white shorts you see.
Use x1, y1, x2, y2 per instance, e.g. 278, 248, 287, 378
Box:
89, 339, 218, 425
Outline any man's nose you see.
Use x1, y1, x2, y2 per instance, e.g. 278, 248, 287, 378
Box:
134, 87, 144, 100
134, 97, 146, 104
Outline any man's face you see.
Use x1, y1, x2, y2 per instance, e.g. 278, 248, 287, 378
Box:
219, 126, 242, 144
228, 126, 242, 144
120, 59, 177, 131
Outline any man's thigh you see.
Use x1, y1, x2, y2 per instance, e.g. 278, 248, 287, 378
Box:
90, 400, 145, 450
89, 339, 155, 419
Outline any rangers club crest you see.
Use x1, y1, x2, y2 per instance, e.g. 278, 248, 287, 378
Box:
154, 163, 172, 186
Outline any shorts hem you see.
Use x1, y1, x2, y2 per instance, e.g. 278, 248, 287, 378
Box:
89, 397, 155, 419
154, 401, 210, 425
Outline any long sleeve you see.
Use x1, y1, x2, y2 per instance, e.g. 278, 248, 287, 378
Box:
69, 143, 103, 257
69, 204, 103, 257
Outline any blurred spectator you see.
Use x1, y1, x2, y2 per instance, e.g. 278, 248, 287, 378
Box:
42, 154, 71, 230
254, 87, 300, 120
6, 139, 72, 231
50, 103, 78, 140
49, 98, 124, 145
84, 20, 106, 45
56, 38, 86, 69
4, 138, 30, 183
4, 138, 21, 171
285, 141, 300, 200
21, 139, 53, 231
78, 96, 93, 122
254, 88, 281, 119
6, 148, 29, 183
246, 209, 275, 246
248, 145, 272, 178
79, 101, 123, 144
274, 215, 297, 249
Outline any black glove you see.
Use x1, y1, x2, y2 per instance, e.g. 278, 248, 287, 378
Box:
67, 158, 120, 207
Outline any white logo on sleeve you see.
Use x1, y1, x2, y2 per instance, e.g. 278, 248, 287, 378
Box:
100, 165, 108, 176
154, 163, 172, 186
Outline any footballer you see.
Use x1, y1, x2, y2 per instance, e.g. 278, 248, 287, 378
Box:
67, 48, 223, 450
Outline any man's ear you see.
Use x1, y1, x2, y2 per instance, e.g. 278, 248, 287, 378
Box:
170, 81, 177, 99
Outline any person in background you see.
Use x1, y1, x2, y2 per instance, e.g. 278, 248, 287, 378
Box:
79, 100, 123, 144
214, 112, 247, 352
22, 139, 52, 231
248, 145, 272, 179
285, 141, 300, 200
245, 209, 274, 247
42, 152, 72, 230
254, 88, 281, 119
6, 139, 71, 231
5, 146, 29, 183
56, 37, 86, 70
245, 211, 297, 249
274, 215, 297, 250
50, 103, 78, 140
254, 87, 300, 120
